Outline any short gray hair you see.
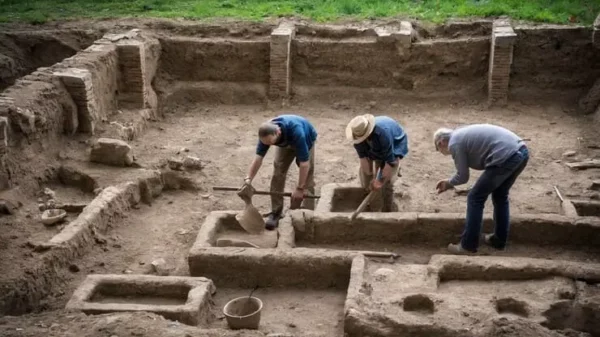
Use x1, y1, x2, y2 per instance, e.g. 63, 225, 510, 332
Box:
258, 122, 278, 138
433, 128, 453, 151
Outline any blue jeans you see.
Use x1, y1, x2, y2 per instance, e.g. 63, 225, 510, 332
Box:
461, 146, 529, 252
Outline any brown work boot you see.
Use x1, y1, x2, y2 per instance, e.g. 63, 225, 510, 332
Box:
265, 212, 281, 230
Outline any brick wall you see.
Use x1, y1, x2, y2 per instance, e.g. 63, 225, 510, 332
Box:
488, 20, 516, 105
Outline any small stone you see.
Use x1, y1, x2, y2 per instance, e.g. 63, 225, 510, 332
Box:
112, 244, 122, 249
151, 258, 172, 276
139, 261, 145, 265
167, 158, 184, 171
563, 150, 577, 157
181, 147, 189, 153
368, 101, 377, 108
38, 203, 46, 211
288, 323, 297, 328
589, 180, 600, 191
90, 138, 134, 167
43, 188, 56, 199
68, 264, 80, 273
183, 156, 204, 170
201, 194, 211, 199
124, 269, 133, 274
47, 199, 56, 209
98, 262, 105, 267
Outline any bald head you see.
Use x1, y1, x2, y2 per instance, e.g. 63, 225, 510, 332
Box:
258, 122, 281, 145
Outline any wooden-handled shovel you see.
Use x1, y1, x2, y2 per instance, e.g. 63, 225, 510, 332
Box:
212, 186, 320, 199
350, 167, 383, 220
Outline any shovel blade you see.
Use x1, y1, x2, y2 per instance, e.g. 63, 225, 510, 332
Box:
236, 203, 265, 234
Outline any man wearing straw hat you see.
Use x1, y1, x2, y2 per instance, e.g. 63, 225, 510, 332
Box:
346, 114, 408, 212
242, 114, 317, 230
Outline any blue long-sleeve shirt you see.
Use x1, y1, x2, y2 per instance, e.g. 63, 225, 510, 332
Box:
353, 116, 409, 166
448, 124, 525, 186
256, 115, 317, 162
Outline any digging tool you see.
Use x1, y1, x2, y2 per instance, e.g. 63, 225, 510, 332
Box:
212, 186, 320, 199
234, 184, 266, 234
350, 167, 383, 221
213, 185, 320, 234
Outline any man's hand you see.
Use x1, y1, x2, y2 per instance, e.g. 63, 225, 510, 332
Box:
436, 180, 453, 194
370, 178, 383, 191
290, 187, 305, 209
237, 178, 255, 200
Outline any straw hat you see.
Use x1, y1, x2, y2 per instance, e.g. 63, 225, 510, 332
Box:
346, 114, 376, 144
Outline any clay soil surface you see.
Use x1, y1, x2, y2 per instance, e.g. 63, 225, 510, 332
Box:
127, 100, 599, 215
210, 287, 346, 336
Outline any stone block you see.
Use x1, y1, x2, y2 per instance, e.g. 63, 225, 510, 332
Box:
66, 274, 215, 326
89, 138, 134, 167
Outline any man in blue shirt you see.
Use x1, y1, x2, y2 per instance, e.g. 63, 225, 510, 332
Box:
243, 114, 317, 230
346, 114, 408, 212
433, 124, 529, 254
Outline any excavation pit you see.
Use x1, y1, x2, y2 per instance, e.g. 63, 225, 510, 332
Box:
571, 200, 600, 217
194, 211, 279, 249
212, 287, 345, 335
0, 17, 599, 337
344, 255, 600, 337
288, 210, 600, 262
66, 274, 215, 325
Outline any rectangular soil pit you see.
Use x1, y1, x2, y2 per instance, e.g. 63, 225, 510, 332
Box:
189, 247, 354, 289
194, 211, 278, 249
571, 200, 600, 217
210, 287, 346, 336
345, 255, 600, 337
66, 274, 215, 325
293, 211, 600, 249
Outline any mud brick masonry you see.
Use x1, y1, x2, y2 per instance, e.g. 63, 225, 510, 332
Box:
488, 19, 517, 106
269, 22, 295, 100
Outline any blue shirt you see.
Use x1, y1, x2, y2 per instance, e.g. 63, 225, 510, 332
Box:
353, 116, 408, 166
256, 115, 317, 162
448, 124, 524, 186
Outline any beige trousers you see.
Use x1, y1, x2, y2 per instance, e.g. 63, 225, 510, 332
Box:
359, 159, 400, 212
270, 145, 315, 214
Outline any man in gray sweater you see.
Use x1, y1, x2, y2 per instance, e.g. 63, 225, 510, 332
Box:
433, 124, 529, 254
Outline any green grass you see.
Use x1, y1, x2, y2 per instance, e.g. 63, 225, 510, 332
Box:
0, 0, 597, 25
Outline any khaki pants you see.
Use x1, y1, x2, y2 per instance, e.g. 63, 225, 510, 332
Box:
359, 159, 400, 212
270, 145, 315, 214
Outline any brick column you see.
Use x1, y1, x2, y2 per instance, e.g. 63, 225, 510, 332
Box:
54, 68, 98, 134
117, 41, 146, 109
269, 23, 295, 100
488, 20, 517, 106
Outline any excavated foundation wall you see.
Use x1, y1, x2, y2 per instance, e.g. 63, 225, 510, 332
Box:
153, 22, 598, 104
155, 37, 270, 106
0, 30, 102, 90
512, 26, 600, 91
292, 36, 490, 95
